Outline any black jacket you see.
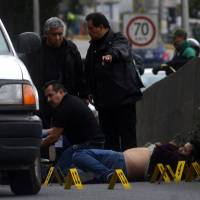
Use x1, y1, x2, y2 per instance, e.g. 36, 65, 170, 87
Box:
166, 40, 196, 75
22, 37, 84, 97
85, 30, 142, 109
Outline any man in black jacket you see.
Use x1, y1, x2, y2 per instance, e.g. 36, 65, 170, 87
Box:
21, 17, 84, 128
84, 12, 143, 151
39, 17, 85, 128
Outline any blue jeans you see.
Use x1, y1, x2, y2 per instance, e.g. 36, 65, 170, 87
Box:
72, 149, 127, 182
55, 142, 104, 175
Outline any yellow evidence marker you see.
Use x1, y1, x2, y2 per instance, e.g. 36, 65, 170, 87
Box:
43, 166, 63, 187
108, 169, 131, 190
150, 163, 171, 183
185, 161, 200, 181
166, 161, 186, 183
64, 168, 84, 190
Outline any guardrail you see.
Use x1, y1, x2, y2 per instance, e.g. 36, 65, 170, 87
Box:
136, 57, 200, 146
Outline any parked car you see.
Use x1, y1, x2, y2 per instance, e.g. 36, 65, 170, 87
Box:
141, 68, 166, 91
0, 19, 42, 195
134, 43, 170, 68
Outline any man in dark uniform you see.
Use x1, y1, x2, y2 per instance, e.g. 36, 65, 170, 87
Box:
153, 29, 196, 75
19, 17, 84, 128
84, 12, 143, 151
42, 81, 104, 174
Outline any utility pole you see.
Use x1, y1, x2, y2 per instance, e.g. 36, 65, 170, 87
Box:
181, 0, 190, 34
93, 0, 97, 12
33, 0, 40, 34
158, 0, 164, 35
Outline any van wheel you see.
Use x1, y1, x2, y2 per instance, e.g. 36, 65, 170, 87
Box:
10, 156, 41, 195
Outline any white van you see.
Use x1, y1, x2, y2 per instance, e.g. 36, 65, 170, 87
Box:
0, 19, 42, 195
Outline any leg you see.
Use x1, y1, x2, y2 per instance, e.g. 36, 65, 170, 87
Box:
118, 104, 137, 150
72, 149, 124, 182
98, 109, 120, 151
55, 146, 74, 175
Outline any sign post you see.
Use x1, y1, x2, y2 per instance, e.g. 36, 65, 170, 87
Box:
124, 14, 158, 49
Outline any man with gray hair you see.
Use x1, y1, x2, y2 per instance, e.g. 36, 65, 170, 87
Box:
40, 17, 84, 128
42, 17, 83, 95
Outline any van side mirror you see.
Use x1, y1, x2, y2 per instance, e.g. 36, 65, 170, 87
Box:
16, 32, 41, 54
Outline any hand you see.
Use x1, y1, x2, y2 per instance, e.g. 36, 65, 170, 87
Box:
102, 55, 112, 63
83, 95, 93, 105
152, 66, 159, 75
160, 63, 168, 69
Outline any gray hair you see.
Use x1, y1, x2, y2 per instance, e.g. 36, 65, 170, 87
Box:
43, 17, 66, 36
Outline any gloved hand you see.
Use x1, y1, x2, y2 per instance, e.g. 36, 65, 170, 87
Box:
152, 66, 160, 75
152, 64, 170, 75
160, 63, 169, 69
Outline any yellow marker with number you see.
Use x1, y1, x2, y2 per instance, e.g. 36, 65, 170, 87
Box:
150, 163, 171, 183
43, 166, 54, 187
166, 165, 175, 179
174, 161, 185, 183
43, 166, 63, 187
192, 162, 200, 177
108, 169, 131, 190
64, 168, 83, 190
186, 162, 200, 181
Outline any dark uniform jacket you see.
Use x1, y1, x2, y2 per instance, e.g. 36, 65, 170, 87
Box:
22, 37, 83, 96
166, 40, 196, 75
21, 37, 84, 128
85, 30, 143, 109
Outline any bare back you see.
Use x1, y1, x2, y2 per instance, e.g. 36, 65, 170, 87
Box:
123, 147, 151, 180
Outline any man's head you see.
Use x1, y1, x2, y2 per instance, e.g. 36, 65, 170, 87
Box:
85, 12, 110, 41
178, 139, 200, 161
43, 80, 66, 107
178, 142, 193, 156
43, 17, 66, 48
172, 28, 187, 50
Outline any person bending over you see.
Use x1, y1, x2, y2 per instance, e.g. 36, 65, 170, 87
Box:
41, 81, 104, 174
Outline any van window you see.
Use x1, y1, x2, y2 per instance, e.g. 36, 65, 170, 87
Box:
0, 30, 9, 54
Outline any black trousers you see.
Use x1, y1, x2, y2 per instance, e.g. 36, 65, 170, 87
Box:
98, 104, 137, 151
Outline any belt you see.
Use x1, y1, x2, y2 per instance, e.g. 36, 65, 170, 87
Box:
72, 140, 105, 150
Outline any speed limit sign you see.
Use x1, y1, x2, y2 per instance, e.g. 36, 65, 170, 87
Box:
124, 14, 158, 48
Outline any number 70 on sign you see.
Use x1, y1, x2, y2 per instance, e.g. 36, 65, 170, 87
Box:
124, 14, 158, 48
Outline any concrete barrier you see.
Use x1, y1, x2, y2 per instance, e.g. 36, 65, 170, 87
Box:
136, 58, 200, 146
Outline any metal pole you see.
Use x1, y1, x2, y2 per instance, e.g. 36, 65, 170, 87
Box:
93, 0, 97, 12
158, 0, 164, 35
181, 0, 190, 34
33, 0, 40, 34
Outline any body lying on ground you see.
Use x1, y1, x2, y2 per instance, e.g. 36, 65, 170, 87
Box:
71, 139, 200, 182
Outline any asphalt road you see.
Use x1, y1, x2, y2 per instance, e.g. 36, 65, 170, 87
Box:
0, 181, 199, 200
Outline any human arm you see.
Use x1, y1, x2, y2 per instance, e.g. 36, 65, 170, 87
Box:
41, 127, 64, 146
103, 32, 132, 63
166, 47, 196, 71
